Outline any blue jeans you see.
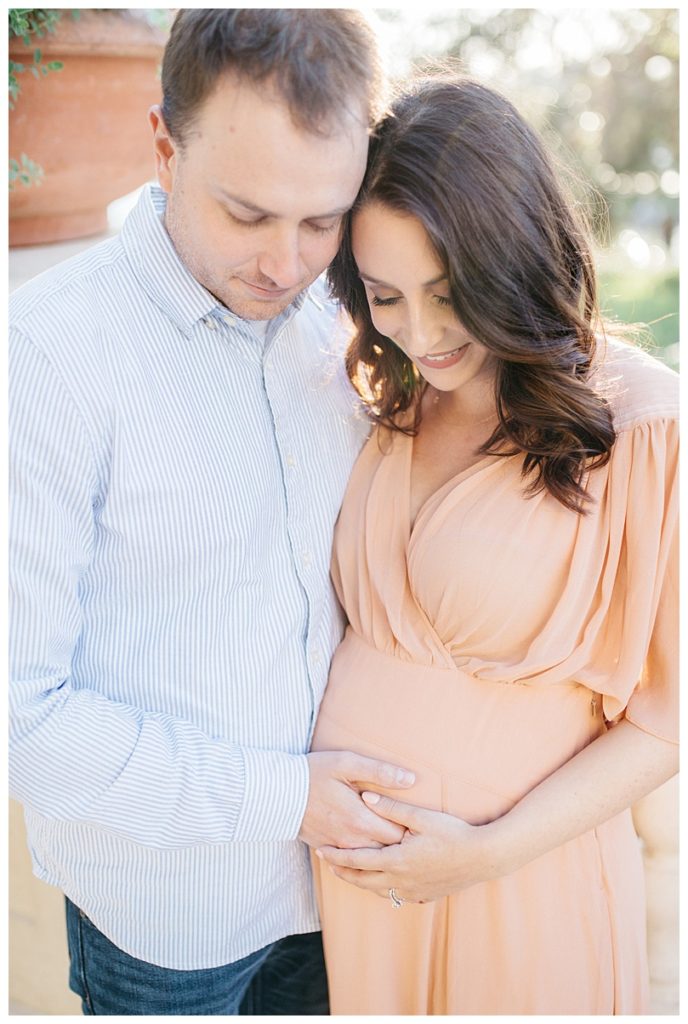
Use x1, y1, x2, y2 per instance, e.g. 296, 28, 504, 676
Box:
66, 897, 329, 1015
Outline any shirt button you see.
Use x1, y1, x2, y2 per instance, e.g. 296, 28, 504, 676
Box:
221, 314, 236, 327
204, 318, 217, 330
302, 551, 312, 568
285, 454, 295, 468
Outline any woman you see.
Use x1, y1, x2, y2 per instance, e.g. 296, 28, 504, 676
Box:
310, 74, 678, 1015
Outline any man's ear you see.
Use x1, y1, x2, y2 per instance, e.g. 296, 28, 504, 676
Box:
149, 105, 178, 193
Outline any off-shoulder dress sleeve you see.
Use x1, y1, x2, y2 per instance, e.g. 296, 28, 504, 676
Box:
601, 415, 678, 743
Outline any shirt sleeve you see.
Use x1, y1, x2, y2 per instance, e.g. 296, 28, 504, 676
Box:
10, 328, 310, 847
601, 416, 678, 743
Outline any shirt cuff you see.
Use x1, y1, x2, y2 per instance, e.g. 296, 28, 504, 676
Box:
233, 747, 310, 842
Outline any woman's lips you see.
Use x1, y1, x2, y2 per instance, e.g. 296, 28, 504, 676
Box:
416, 343, 469, 370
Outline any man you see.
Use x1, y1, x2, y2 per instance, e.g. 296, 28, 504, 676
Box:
9, 10, 415, 1015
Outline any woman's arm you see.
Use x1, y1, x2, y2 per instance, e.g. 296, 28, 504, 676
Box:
316, 718, 678, 903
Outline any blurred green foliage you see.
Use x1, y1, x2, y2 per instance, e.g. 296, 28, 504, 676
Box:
378, 6, 679, 367
390, 7, 679, 234
8, 8, 65, 110
598, 268, 678, 368
8, 7, 68, 190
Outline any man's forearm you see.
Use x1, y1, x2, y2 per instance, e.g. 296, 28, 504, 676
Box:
10, 680, 312, 847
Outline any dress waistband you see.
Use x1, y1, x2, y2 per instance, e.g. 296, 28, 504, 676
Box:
315, 628, 605, 818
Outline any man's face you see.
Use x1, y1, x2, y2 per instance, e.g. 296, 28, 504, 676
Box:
150, 75, 369, 320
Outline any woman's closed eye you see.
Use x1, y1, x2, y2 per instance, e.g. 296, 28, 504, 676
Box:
371, 294, 452, 308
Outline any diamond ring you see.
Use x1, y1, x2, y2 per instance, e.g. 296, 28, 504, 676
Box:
388, 887, 405, 909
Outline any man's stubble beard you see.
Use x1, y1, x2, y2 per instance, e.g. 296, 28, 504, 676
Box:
163, 202, 231, 311
163, 201, 305, 321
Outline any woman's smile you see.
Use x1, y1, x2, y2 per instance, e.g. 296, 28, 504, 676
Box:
416, 344, 469, 369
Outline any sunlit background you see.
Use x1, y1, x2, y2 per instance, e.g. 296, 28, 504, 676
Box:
146, 5, 681, 366
373, 5, 679, 369
12, 6, 681, 371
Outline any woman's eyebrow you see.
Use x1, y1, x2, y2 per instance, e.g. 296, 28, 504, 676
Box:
358, 271, 448, 288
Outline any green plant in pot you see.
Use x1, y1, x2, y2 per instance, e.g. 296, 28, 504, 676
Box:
9, 8, 167, 246
8, 8, 69, 188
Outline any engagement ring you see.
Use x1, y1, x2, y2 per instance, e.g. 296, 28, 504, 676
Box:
388, 887, 405, 909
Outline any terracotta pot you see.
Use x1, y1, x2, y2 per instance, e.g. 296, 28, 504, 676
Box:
9, 9, 168, 246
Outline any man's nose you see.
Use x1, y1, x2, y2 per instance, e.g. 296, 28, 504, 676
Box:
258, 228, 304, 290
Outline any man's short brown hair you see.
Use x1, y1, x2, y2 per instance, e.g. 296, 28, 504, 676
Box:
161, 8, 387, 143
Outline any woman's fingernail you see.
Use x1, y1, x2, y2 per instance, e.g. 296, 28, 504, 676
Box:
397, 769, 415, 785
362, 791, 380, 805
315, 849, 324, 859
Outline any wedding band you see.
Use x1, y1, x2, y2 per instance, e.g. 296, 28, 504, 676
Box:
388, 887, 405, 909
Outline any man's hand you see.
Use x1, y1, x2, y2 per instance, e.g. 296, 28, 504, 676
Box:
298, 751, 415, 850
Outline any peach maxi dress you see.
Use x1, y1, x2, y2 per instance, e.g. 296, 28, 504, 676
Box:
311, 339, 678, 1015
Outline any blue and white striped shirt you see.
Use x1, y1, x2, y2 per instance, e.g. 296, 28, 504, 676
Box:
10, 184, 368, 969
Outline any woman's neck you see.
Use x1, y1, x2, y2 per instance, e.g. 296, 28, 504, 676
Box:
425, 374, 498, 432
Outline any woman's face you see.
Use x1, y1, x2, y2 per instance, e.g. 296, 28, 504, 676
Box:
351, 203, 497, 395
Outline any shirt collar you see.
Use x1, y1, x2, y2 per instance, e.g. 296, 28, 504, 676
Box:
120, 184, 309, 338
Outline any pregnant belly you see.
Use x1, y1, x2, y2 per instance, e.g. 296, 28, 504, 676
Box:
312, 628, 604, 824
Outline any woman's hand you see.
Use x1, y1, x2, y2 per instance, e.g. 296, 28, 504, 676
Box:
317, 720, 679, 906
315, 791, 504, 904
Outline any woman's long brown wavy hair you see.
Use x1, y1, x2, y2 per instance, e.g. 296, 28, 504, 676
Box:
328, 73, 616, 513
